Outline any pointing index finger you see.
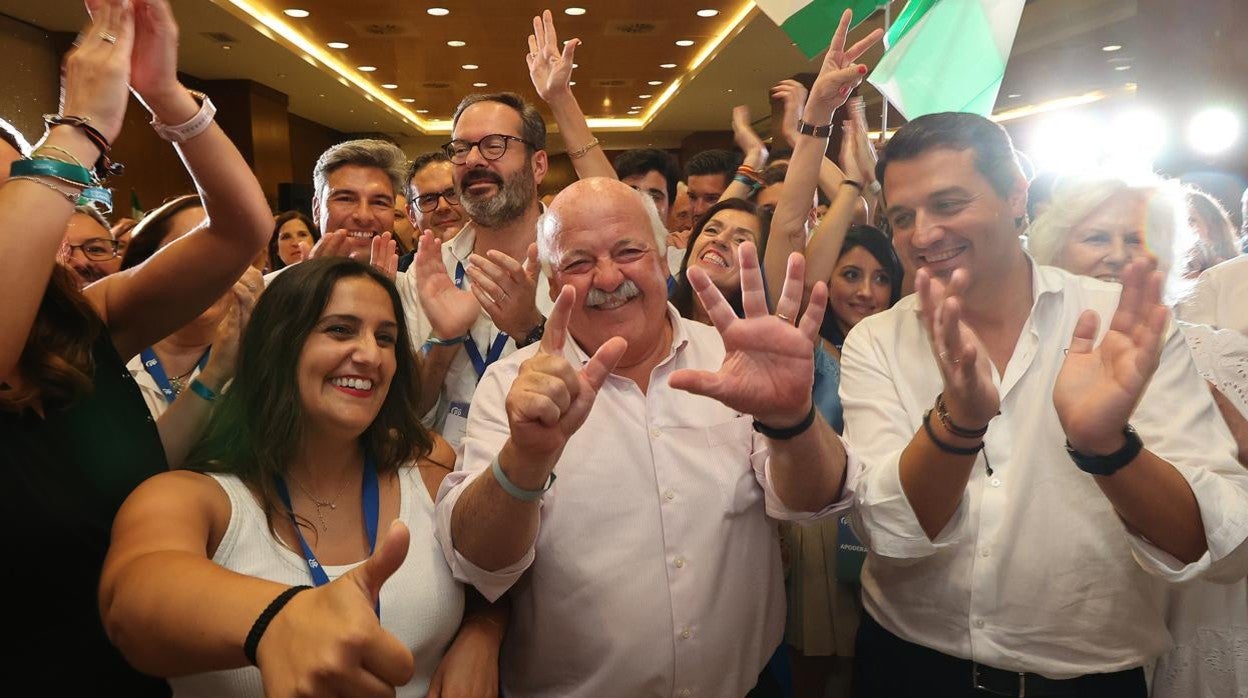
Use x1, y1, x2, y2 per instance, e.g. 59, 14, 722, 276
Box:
540, 285, 575, 356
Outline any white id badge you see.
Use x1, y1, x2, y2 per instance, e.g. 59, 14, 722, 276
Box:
442, 400, 470, 448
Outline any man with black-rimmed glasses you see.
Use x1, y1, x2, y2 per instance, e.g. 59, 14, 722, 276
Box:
396, 92, 554, 452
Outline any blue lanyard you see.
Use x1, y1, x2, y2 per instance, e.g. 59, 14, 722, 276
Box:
139, 347, 211, 404
454, 262, 510, 380
275, 455, 381, 616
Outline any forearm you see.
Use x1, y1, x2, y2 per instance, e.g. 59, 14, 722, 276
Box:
1095, 449, 1208, 564
766, 130, 830, 306
102, 550, 287, 677
803, 184, 860, 289
898, 418, 979, 540
767, 413, 849, 512
417, 345, 459, 416
449, 440, 548, 571
545, 91, 614, 180
153, 379, 220, 469
0, 127, 99, 376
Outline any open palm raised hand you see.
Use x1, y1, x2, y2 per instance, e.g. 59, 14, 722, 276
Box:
669, 243, 826, 426
414, 230, 480, 340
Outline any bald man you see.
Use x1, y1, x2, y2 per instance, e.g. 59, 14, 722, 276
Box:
435, 178, 859, 697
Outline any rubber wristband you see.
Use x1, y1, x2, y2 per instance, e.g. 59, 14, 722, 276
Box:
10, 158, 93, 186
491, 455, 555, 502
244, 585, 312, 666
922, 409, 983, 456
425, 334, 468, 347
752, 403, 817, 440
188, 377, 219, 402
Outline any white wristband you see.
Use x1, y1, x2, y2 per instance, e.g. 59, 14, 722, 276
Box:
151, 90, 216, 143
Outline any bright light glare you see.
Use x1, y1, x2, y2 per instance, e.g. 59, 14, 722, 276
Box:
1104, 109, 1166, 170
1188, 108, 1240, 155
1030, 115, 1101, 173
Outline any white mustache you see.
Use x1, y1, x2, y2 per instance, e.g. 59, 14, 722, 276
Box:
585, 280, 641, 308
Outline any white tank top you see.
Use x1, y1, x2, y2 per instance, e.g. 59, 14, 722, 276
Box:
170, 466, 464, 697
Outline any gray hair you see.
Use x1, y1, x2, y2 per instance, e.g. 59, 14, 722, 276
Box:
1026, 174, 1191, 298
536, 186, 667, 277
312, 139, 407, 200
72, 205, 111, 234
452, 92, 547, 152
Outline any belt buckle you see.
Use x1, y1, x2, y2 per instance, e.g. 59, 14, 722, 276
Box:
971, 663, 1027, 697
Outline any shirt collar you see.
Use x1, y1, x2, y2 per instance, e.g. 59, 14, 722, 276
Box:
446, 202, 547, 267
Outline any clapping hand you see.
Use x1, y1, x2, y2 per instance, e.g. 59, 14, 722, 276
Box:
669, 243, 826, 426
915, 267, 999, 429
414, 230, 480, 341
465, 244, 543, 339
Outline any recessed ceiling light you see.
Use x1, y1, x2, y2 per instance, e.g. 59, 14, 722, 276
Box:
638, 94, 651, 98
696, 9, 719, 17
401, 98, 416, 103
660, 63, 677, 69
447, 40, 466, 47
648, 80, 662, 86
282, 8, 309, 18
1007, 93, 1021, 98
630, 105, 642, 110
1102, 44, 1122, 52
381, 83, 398, 89
726, 88, 733, 93
1115, 65, 1130, 71
675, 40, 695, 47
572, 63, 579, 68
427, 8, 449, 16
222, 45, 232, 50
416, 109, 430, 114
327, 41, 349, 49
565, 7, 586, 15
462, 64, 479, 70
473, 82, 488, 87
569, 81, 577, 86
358, 65, 377, 72
318, 93, 325, 98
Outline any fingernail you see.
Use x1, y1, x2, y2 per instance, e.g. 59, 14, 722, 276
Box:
857, 65, 867, 75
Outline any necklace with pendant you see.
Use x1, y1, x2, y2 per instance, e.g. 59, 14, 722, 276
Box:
166, 365, 198, 396
289, 473, 349, 532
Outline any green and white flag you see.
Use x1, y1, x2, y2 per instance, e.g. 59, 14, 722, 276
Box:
754, 0, 888, 60
867, 0, 1025, 119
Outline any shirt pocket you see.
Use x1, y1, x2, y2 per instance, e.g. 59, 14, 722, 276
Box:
703, 415, 764, 516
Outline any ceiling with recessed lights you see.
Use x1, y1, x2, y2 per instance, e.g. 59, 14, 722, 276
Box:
2, 0, 1223, 156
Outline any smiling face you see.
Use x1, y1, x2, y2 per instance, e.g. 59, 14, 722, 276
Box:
686, 208, 761, 295
297, 276, 399, 440
828, 245, 894, 336
277, 217, 315, 266
314, 164, 396, 257
883, 148, 1027, 294
451, 100, 546, 229
409, 160, 467, 240
1055, 190, 1150, 282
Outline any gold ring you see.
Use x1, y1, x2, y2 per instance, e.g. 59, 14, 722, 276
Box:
776, 313, 795, 325
100, 31, 117, 44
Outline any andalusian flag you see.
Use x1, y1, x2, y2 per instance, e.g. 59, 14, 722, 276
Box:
755, 0, 888, 59
868, 0, 1025, 119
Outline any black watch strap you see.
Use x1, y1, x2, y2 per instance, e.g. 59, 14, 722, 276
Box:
514, 318, 546, 349
1066, 424, 1143, 476
797, 119, 834, 138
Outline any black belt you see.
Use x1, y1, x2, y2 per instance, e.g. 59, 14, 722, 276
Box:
971, 662, 1081, 697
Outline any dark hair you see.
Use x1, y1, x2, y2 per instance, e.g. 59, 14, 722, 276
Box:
761, 163, 788, 187
614, 148, 682, 206
684, 148, 743, 188
876, 112, 1023, 199
185, 258, 431, 532
268, 210, 320, 272
0, 265, 103, 412
404, 151, 452, 199
120, 195, 203, 270
820, 225, 904, 348
670, 198, 765, 320
768, 146, 794, 163
453, 92, 547, 152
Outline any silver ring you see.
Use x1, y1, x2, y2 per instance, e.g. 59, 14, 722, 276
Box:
939, 351, 961, 365
776, 313, 795, 325
100, 31, 117, 44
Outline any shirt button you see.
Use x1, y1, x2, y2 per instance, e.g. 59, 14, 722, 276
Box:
664, 489, 675, 501
681, 628, 691, 639
980, 547, 990, 558
990, 478, 1002, 488
674, 556, 685, 568
650, 427, 662, 438
974, 619, 985, 629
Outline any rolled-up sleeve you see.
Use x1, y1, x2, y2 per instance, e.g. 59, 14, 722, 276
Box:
761, 433, 860, 521
433, 358, 541, 601
1124, 325, 1248, 583
839, 314, 968, 560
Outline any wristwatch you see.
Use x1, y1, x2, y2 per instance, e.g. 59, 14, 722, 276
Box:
513, 318, 546, 349
796, 119, 834, 138
1065, 424, 1143, 476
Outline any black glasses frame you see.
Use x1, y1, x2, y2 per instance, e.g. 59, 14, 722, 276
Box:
414, 188, 461, 212
442, 134, 534, 164
66, 237, 120, 262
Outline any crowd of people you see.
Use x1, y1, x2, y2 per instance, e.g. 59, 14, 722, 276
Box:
4, 1, 1248, 696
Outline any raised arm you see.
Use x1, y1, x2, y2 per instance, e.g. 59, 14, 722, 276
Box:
718, 105, 768, 202
527, 10, 614, 180
0, 0, 132, 379
85, 0, 272, 359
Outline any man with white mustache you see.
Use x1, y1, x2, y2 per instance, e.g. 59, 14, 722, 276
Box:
435, 177, 860, 696
398, 92, 554, 450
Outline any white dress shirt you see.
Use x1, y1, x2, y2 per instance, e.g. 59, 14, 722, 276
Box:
395, 223, 554, 449
1178, 254, 1248, 334
435, 306, 858, 698
841, 261, 1248, 679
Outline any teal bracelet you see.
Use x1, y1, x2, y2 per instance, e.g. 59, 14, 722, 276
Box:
490, 455, 555, 502
426, 334, 468, 347
11, 158, 94, 186
77, 186, 113, 214
188, 378, 219, 402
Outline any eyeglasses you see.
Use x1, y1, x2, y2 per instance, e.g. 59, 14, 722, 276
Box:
442, 134, 533, 164
414, 188, 461, 212
66, 238, 120, 261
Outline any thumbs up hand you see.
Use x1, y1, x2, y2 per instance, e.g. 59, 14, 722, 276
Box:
257, 520, 416, 697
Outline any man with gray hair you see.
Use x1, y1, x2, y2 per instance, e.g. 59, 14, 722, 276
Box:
434, 177, 860, 696
398, 92, 554, 450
